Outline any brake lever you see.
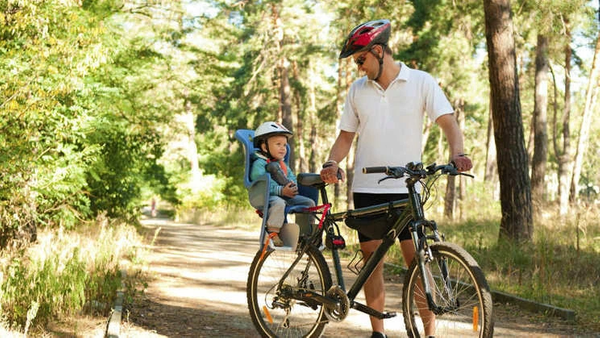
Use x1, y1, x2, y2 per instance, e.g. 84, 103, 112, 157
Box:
447, 163, 475, 178
444, 166, 460, 176
377, 176, 395, 184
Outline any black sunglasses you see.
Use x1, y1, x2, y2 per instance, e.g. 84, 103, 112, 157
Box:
354, 52, 368, 66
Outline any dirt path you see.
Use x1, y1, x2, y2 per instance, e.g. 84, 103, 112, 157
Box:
121, 218, 596, 338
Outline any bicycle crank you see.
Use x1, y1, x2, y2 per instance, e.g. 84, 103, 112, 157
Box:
323, 285, 350, 322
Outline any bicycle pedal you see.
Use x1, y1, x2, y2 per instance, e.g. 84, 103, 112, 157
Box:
382, 311, 396, 319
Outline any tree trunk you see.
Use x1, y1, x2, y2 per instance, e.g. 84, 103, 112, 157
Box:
280, 64, 294, 168
309, 124, 318, 173
307, 62, 318, 174
272, 8, 295, 170
444, 175, 456, 219
437, 124, 444, 160
457, 100, 467, 221
483, 0, 533, 242
531, 34, 549, 216
293, 60, 306, 174
527, 120, 534, 163
444, 116, 455, 219
569, 30, 600, 203
484, 99, 497, 183
444, 99, 465, 220
552, 23, 573, 216
422, 119, 433, 155
184, 97, 201, 194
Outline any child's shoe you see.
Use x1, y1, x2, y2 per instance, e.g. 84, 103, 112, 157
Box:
271, 233, 284, 247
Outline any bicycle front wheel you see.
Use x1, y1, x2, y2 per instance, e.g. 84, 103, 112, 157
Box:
247, 245, 332, 338
403, 242, 493, 338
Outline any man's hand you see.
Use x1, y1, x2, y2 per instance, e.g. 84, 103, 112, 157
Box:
320, 161, 345, 183
451, 154, 473, 172
282, 182, 298, 197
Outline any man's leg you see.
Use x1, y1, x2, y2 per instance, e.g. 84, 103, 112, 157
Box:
354, 193, 407, 337
400, 239, 435, 336
361, 239, 385, 335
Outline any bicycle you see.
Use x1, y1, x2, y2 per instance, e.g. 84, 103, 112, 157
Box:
246, 162, 494, 338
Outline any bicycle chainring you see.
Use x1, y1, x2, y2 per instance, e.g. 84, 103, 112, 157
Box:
323, 285, 350, 322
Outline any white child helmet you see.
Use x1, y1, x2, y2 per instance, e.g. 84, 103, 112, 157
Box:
253, 121, 293, 148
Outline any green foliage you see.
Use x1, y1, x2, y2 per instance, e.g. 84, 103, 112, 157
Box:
0, 0, 178, 240
0, 0, 113, 240
86, 126, 164, 220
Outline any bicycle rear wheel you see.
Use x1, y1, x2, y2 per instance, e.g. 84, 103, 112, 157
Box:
247, 245, 332, 338
403, 242, 493, 338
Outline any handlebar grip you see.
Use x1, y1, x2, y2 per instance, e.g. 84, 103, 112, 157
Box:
362, 166, 388, 174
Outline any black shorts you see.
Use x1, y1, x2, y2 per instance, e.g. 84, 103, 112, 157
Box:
353, 192, 411, 242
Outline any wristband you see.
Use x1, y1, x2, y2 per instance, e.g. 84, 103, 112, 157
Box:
322, 160, 337, 169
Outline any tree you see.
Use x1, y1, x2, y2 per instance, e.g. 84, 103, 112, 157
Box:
484, 105, 498, 183
531, 34, 549, 215
570, 28, 600, 203
483, 0, 533, 242
517, 0, 592, 215
553, 18, 574, 216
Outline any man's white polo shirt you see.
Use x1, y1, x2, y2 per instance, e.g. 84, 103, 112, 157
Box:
339, 62, 454, 193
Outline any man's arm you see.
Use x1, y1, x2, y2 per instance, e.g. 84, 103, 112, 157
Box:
320, 130, 355, 183
327, 130, 355, 163
436, 114, 472, 171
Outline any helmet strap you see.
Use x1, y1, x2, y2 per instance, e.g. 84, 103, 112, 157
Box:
371, 46, 384, 81
259, 142, 276, 160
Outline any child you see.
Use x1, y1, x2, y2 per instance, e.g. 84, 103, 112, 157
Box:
250, 121, 315, 246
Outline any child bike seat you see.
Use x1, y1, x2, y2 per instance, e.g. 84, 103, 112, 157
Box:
235, 129, 319, 249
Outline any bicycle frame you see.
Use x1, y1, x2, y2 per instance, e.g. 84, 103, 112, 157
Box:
284, 172, 445, 319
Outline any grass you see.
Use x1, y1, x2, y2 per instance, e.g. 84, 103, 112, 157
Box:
0, 216, 150, 336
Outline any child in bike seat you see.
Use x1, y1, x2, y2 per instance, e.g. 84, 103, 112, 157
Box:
250, 121, 315, 247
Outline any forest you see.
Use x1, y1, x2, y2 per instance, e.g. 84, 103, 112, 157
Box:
1, 0, 600, 333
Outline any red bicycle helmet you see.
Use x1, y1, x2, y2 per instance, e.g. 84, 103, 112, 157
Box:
339, 19, 391, 59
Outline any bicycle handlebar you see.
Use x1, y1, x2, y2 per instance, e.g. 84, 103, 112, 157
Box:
362, 162, 474, 180
362, 166, 390, 174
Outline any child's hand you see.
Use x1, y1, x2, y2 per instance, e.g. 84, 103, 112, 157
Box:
282, 182, 298, 198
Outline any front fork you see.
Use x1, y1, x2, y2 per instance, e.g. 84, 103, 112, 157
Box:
410, 219, 453, 315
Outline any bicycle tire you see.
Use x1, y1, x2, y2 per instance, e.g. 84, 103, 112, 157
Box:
403, 242, 494, 338
247, 244, 332, 338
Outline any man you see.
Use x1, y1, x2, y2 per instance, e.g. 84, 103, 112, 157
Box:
320, 19, 472, 338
